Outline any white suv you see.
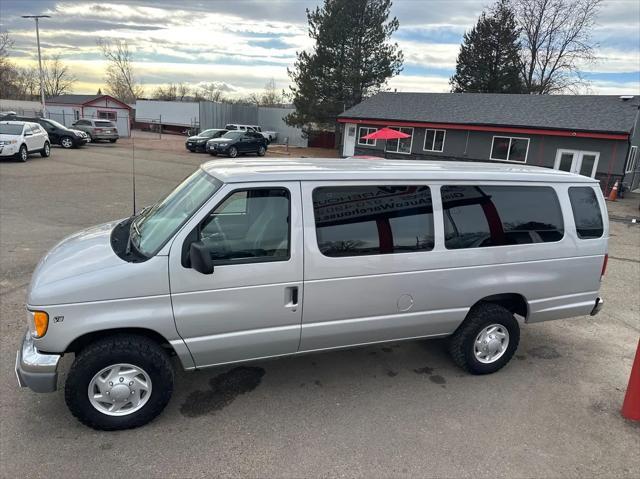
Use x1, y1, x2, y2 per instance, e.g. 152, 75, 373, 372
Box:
0, 121, 50, 162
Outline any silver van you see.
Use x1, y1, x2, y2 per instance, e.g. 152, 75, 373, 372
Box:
15, 159, 608, 430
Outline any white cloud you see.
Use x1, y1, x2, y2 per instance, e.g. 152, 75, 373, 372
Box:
387, 74, 451, 93
397, 40, 459, 69
5, 0, 638, 97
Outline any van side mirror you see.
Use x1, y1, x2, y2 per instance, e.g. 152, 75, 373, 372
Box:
189, 241, 213, 274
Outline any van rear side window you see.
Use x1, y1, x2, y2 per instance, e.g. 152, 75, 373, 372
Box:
568, 187, 604, 239
441, 185, 564, 249
313, 185, 434, 257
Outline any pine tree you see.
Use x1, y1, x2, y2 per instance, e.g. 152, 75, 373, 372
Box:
286, 0, 403, 133
450, 0, 524, 93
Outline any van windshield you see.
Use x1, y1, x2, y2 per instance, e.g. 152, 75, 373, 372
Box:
131, 169, 222, 257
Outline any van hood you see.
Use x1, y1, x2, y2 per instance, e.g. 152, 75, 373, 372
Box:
28, 221, 169, 306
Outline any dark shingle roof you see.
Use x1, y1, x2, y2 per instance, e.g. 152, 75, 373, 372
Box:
339, 93, 640, 134
48, 94, 102, 105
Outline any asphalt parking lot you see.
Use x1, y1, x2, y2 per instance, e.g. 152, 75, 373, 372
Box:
1, 140, 639, 478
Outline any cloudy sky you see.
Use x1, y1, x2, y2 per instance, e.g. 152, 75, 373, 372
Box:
1, 0, 638, 97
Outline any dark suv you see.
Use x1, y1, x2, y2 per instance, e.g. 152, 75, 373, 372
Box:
185, 128, 227, 152
207, 131, 267, 158
11, 116, 89, 148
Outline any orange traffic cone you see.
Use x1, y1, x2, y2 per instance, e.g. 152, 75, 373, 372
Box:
621, 339, 640, 421
607, 181, 619, 201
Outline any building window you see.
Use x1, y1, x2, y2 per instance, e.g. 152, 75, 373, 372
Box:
312, 185, 434, 257
626, 146, 638, 173
385, 127, 413, 154
358, 127, 377, 146
97, 110, 117, 121
490, 136, 529, 163
73, 110, 80, 121
423, 129, 446, 152
441, 185, 564, 249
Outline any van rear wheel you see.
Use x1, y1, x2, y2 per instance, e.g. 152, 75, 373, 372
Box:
65, 334, 174, 430
448, 303, 519, 375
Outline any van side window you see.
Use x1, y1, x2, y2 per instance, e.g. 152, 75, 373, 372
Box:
568, 187, 604, 239
441, 185, 564, 249
312, 185, 434, 257
198, 188, 290, 263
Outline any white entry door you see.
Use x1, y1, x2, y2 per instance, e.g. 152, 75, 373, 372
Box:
343, 123, 356, 156
554, 149, 600, 178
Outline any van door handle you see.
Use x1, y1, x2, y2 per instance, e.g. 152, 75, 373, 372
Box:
285, 286, 298, 312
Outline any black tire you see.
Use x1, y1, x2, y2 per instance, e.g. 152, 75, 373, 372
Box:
448, 303, 520, 375
60, 136, 74, 149
17, 145, 28, 162
109, 139, 117, 143
257, 145, 266, 156
40, 141, 50, 158
227, 146, 238, 158
65, 334, 174, 431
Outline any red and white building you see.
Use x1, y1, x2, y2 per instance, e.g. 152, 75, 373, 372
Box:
46, 94, 132, 137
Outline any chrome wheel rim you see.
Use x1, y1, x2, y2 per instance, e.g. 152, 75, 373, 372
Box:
474, 324, 509, 364
88, 363, 152, 416
20, 148, 27, 161
61, 138, 72, 148
229, 148, 237, 157
44, 144, 50, 155
258, 147, 265, 155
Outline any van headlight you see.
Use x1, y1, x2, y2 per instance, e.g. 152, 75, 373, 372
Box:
28, 310, 49, 338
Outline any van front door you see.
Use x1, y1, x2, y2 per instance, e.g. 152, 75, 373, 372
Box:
554, 149, 600, 178
168, 182, 303, 367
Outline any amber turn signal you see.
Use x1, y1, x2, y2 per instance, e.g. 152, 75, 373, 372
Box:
32, 311, 49, 338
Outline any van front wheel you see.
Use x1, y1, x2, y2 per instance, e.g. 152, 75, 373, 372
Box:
65, 334, 174, 430
449, 303, 519, 375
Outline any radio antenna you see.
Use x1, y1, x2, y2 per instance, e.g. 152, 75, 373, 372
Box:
132, 135, 137, 215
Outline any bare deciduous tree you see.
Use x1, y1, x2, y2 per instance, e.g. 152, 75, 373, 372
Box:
153, 82, 192, 101
177, 82, 190, 101
97, 38, 143, 103
43, 54, 76, 97
245, 79, 287, 106
153, 83, 178, 101
195, 83, 226, 102
13, 67, 40, 100
514, 0, 602, 94
0, 31, 16, 96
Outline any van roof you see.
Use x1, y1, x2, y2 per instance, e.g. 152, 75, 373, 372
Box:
201, 157, 598, 184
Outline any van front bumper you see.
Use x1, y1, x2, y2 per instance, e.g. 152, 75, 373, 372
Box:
590, 297, 604, 316
15, 332, 61, 393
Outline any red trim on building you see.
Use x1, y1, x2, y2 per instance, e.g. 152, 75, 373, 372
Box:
84, 95, 131, 110
47, 95, 132, 111
337, 118, 629, 141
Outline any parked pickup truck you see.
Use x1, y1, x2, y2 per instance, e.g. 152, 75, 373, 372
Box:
224, 124, 277, 143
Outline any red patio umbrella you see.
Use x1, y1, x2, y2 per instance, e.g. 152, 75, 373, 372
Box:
360, 127, 410, 158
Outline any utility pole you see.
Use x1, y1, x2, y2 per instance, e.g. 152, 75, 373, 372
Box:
21, 15, 50, 116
